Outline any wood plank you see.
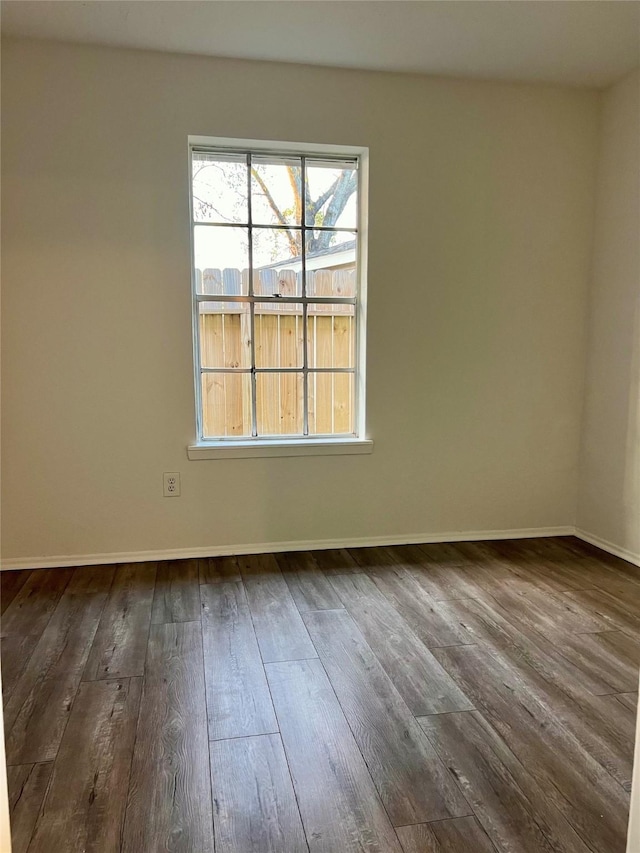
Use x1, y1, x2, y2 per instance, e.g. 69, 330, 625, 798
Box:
554, 629, 640, 695
151, 559, 200, 624
202, 371, 224, 437
419, 711, 591, 853
551, 536, 604, 559
66, 564, 115, 594
469, 629, 637, 791
332, 312, 352, 368
198, 556, 241, 585
122, 622, 214, 853
265, 658, 403, 853
478, 541, 572, 595
459, 542, 564, 596
563, 587, 640, 636
598, 693, 638, 742
511, 537, 639, 593
334, 307, 352, 405
313, 548, 360, 575
307, 319, 318, 433
0, 570, 31, 616
226, 312, 247, 432
329, 573, 473, 715
302, 608, 470, 825
414, 541, 473, 568
581, 548, 640, 587
226, 371, 249, 435
239, 554, 317, 662
255, 313, 280, 433
28, 678, 142, 853
349, 545, 403, 572
411, 593, 517, 648
560, 537, 640, 581
1, 568, 74, 701
615, 692, 638, 712
489, 538, 604, 593
454, 540, 521, 578
83, 562, 157, 680
506, 539, 640, 603
240, 310, 253, 433
210, 733, 307, 853
355, 539, 504, 603
433, 592, 639, 699
487, 584, 611, 636
494, 615, 640, 700
592, 577, 640, 607
279, 315, 302, 434
311, 371, 332, 434
333, 371, 352, 433
7, 763, 53, 853
201, 581, 278, 740
397, 816, 495, 853
462, 539, 608, 597
432, 644, 629, 852
393, 543, 507, 600
275, 550, 344, 611
356, 550, 474, 647
4, 587, 109, 764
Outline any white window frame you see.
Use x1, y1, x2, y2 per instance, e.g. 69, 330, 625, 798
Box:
187, 136, 372, 460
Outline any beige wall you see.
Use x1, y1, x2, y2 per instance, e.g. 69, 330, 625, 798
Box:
577, 69, 640, 563
1, 38, 599, 564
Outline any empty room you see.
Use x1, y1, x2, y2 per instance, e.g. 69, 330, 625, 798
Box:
1, 1, 639, 851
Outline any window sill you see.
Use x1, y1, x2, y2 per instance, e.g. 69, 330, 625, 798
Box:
187, 438, 374, 460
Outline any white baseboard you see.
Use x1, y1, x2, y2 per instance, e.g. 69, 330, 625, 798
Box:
574, 528, 640, 569
3, 525, 637, 574
0, 526, 575, 571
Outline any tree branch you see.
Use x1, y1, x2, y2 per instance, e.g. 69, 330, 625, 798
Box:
192, 194, 233, 223
250, 167, 297, 256
307, 177, 339, 223
287, 166, 302, 225
308, 171, 357, 252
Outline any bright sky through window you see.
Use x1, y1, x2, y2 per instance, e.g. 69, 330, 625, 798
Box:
193, 158, 357, 269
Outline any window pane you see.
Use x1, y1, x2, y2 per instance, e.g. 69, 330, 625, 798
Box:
307, 304, 355, 368
199, 303, 251, 369
305, 160, 357, 229
194, 226, 249, 295
255, 303, 303, 369
308, 371, 355, 435
201, 372, 252, 438
256, 372, 303, 435
251, 155, 302, 226
192, 151, 247, 224
306, 230, 356, 297
253, 228, 302, 296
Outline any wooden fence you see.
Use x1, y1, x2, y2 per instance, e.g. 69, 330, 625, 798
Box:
198, 267, 356, 437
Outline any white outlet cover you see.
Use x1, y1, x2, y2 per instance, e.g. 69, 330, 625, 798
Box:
163, 472, 181, 497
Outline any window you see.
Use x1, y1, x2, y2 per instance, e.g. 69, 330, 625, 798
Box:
188, 138, 371, 458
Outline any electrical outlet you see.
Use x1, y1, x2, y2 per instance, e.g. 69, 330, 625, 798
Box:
163, 472, 181, 497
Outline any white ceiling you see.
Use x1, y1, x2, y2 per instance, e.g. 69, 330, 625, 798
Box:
2, 0, 639, 89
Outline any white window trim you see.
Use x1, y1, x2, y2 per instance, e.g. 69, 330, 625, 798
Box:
187, 135, 370, 459
187, 438, 373, 460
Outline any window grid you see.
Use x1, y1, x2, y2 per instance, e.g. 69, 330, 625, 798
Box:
301, 155, 309, 437
247, 153, 257, 437
191, 147, 359, 441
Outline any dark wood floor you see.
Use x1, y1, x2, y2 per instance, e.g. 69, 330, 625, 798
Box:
2, 536, 638, 852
